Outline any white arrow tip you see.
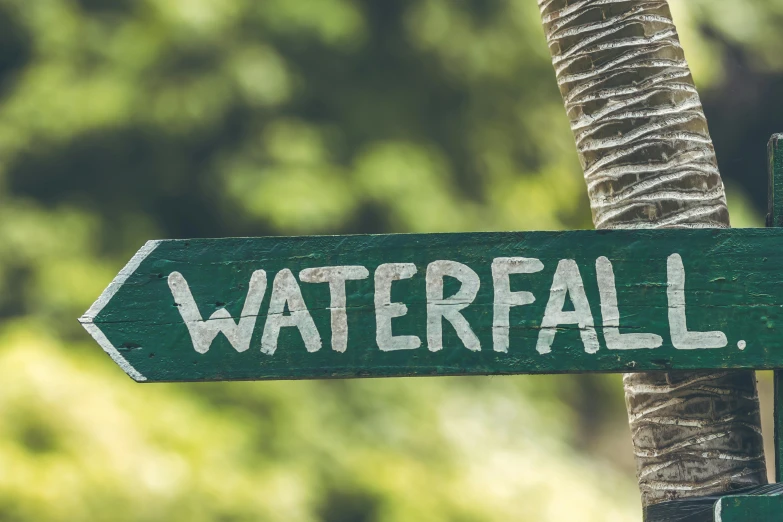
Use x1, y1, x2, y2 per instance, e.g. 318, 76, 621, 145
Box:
79, 240, 162, 382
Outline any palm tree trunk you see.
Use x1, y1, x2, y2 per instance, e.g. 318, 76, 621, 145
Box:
537, 0, 767, 506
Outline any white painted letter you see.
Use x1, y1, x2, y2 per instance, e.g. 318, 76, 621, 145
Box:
375, 263, 421, 351
667, 254, 727, 349
169, 270, 267, 354
426, 260, 481, 352
536, 260, 599, 355
300, 266, 370, 352
261, 269, 322, 355
492, 257, 544, 353
596, 257, 663, 350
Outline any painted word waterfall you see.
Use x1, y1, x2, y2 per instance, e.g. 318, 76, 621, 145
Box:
169, 253, 730, 357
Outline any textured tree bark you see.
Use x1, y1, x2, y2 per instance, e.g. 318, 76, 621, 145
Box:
537, 0, 767, 506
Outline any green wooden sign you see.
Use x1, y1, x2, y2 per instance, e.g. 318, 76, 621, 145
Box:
80, 228, 783, 383
715, 494, 783, 522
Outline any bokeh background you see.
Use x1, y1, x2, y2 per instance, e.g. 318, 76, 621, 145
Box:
0, 0, 780, 520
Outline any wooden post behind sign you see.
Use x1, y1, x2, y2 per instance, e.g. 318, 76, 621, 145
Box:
768, 133, 783, 483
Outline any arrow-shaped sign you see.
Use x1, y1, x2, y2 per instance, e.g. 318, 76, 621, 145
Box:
80, 229, 783, 382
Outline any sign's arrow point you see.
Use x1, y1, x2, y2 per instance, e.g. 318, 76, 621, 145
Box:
78, 240, 161, 382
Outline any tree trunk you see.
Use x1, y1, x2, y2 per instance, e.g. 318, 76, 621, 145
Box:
537, 0, 767, 506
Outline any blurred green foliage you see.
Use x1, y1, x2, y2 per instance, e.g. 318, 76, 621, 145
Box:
0, 0, 776, 520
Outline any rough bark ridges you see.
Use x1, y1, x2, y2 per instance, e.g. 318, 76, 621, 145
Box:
538, 0, 766, 505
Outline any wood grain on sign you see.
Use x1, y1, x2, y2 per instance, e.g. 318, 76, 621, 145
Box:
80, 229, 783, 383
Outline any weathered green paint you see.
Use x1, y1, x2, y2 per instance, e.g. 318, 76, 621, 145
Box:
770, 133, 783, 484
714, 494, 783, 521
81, 229, 783, 382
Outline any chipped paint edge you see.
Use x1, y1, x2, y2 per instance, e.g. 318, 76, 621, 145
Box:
78, 240, 161, 382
